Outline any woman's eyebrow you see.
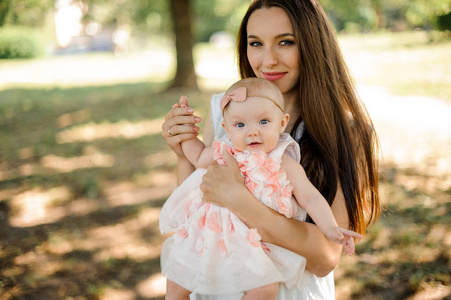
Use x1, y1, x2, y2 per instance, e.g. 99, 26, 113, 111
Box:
247, 33, 295, 39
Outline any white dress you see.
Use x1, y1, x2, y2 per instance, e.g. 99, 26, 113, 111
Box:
161, 94, 335, 299
161, 133, 313, 293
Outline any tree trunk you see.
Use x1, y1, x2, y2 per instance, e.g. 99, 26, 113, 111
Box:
370, 0, 385, 29
169, 0, 198, 89
0, 0, 11, 27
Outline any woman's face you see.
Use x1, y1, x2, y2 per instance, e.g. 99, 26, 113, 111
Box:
246, 7, 300, 95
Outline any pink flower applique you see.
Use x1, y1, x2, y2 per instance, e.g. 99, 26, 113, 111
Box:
198, 211, 206, 229
227, 215, 235, 233
206, 212, 223, 232
218, 238, 227, 257
213, 139, 233, 166
254, 157, 279, 182
281, 182, 293, 199
195, 236, 204, 255
176, 226, 188, 239
184, 200, 195, 218
276, 195, 293, 218
261, 242, 271, 254
244, 176, 257, 194
248, 228, 262, 247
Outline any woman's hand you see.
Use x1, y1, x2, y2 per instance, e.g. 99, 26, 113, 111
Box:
161, 96, 202, 157
200, 150, 247, 210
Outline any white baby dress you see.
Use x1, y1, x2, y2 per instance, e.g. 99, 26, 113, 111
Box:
159, 133, 311, 295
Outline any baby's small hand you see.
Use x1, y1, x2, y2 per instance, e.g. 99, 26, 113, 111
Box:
327, 227, 362, 255
341, 236, 355, 256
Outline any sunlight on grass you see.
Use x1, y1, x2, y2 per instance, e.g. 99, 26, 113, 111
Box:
339, 31, 451, 101
103, 171, 176, 207
56, 118, 165, 143
10, 187, 72, 227
84, 212, 160, 262
41, 152, 115, 172
0, 50, 174, 89
57, 109, 91, 128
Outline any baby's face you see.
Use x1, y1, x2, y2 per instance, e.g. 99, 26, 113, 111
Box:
222, 96, 288, 153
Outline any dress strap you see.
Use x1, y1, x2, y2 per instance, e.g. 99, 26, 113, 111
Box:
268, 133, 301, 163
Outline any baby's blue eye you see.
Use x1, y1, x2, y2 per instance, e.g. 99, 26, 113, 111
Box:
260, 119, 269, 125
235, 122, 245, 128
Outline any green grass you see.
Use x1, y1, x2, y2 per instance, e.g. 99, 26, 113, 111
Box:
339, 30, 451, 101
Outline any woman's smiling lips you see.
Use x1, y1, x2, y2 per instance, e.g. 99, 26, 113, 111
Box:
262, 72, 287, 82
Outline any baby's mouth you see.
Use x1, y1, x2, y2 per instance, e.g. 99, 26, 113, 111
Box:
248, 142, 262, 147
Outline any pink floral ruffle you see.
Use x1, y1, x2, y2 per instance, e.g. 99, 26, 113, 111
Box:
213, 139, 295, 218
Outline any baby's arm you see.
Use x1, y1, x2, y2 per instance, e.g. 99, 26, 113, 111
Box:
281, 154, 362, 255
181, 136, 215, 169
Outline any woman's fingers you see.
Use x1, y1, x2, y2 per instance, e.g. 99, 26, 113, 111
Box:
162, 107, 201, 138
168, 115, 201, 128
167, 132, 199, 145
161, 96, 201, 156
221, 150, 241, 175
164, 105, 194, 121
200, 150, 244, 206
163, 121, 200, 137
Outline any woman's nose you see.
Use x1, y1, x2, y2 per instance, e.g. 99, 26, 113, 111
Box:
263, 46, 278, 67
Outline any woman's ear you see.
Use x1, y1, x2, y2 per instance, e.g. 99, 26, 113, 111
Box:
280, 113, 290, 133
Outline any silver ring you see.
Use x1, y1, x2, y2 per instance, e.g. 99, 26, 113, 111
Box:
168, 128, 173, 136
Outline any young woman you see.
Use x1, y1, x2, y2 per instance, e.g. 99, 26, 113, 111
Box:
161, 0, 380, 298
161, 78, 362, 299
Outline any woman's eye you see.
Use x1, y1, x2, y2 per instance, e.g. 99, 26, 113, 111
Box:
235, 122, 245, 128
260, 120, 269, 125
249, 41, 262, 47
280, 40, 295, 46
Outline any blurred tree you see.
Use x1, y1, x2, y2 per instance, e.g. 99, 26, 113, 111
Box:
169, 0, 197, 89
321, 0, 450, 32
321, 0, 370, 31
0, 0, 54, 27
0, 0, 12, 26
406, 0, 451, 29
193, 0, 248, 42
369, 0, 385, 29
436, 11, 451, 31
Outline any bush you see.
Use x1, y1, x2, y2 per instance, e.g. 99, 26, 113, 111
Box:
0, 26, 45, 59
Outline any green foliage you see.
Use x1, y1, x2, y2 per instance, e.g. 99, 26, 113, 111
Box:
193, 0, 248, 42
436, 11, 451, 31
0, 0, 12, 26
0, 0, 54, 27
0, 26, 45, 59
321, 0, 451, 32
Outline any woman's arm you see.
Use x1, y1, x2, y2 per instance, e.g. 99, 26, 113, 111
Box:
200, 151, 348, 277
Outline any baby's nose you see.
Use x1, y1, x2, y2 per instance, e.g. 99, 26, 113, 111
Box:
247, 127, 259, 136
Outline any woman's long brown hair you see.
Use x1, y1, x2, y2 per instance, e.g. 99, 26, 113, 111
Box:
237, 0, 380, 235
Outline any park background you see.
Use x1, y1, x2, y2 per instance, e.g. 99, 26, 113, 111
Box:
0, 0, 450, 299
